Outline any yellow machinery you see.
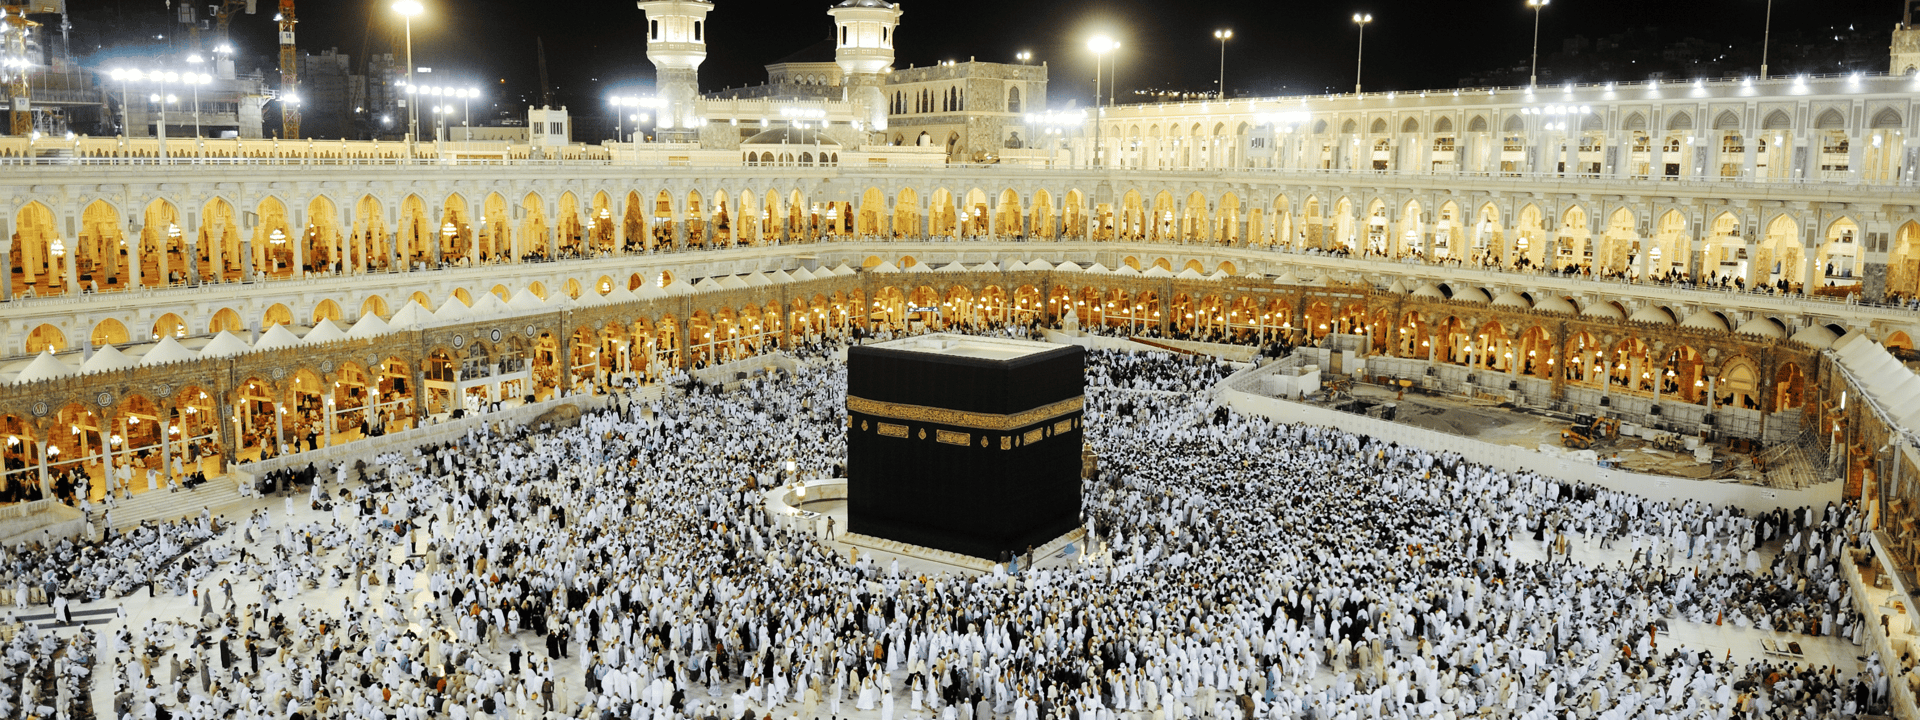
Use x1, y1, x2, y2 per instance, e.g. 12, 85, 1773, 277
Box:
1561, 415, 1619, 450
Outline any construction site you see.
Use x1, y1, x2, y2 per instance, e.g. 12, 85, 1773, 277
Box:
1239, 339, 1836, 492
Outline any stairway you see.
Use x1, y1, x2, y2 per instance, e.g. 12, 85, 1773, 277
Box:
104, 476, 243, 528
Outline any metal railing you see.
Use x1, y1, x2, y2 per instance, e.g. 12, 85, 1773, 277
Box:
0, 155, 1910, 191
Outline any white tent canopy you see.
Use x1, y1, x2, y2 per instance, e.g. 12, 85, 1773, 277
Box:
15, 350, 73, 383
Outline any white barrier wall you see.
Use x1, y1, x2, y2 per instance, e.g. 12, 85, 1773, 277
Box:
1221, 386, 1843, 513
231, 392, 618, 487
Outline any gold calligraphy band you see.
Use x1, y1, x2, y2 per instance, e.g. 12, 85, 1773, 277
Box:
845, 394, 1084, 432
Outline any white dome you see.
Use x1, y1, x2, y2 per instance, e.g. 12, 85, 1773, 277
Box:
1790, 324, 1840, 349
1678, 311, 1729, 332
1734, 317, 1786, 338
1532, 296, 1578, 315
1580, 302, 1626, 320
1627, 306, 1676, 325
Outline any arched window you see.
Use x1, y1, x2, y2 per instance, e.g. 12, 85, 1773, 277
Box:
1007, 87, 1021, 113
650, 20, 659, 40
841, 27, 848, 45
693, 21, 702, 42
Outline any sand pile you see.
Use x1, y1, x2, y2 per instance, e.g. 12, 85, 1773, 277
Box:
1394, 401, 1514, 437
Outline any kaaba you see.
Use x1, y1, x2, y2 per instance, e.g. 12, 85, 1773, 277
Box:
845, 334, 1085, 561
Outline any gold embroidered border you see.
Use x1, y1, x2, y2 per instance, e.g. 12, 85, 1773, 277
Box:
847, 395, 1084, 432
877, 422, 908, 438
935, 429, 970, 446
1023, 428, 1046, 445
1053, 418, 1075, 435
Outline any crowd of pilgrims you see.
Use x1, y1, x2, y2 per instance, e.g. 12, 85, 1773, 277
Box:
0, 327, 1899, 720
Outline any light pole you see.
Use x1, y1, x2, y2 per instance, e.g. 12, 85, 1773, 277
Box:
1352, 14, 1372, 95
1759, 0, 1774, 79
1088, 36, 1116, 168
153, 71, 175, 160
1213, 29, 1232, 99
187, 54, 204, 137
185, 72, 209, 140
108, 69, 132, 139
1526, 0, 1548, 87
462, 87, 475, 142
431, 86, 445, 142
609, 95, 636, 143
1015, 51, 1031, 64
392, 0, 423, 155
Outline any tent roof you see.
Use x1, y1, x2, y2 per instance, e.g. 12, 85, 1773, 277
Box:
347, 312, 394, 339
255, 324, 304, 351
14, 350, 72, 383
305, 318, 349, 345
507, 288, 548, 311
81, 344, 136, 374
141, 336, 201, 365
200, 331, 253, 358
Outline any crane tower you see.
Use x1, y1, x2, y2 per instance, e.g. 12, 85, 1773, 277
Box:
276, 0, 297, 138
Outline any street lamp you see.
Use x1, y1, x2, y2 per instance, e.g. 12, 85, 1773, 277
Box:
184, 72, 210, 140
1352, 14, 1372, 95
108, 68, 132, 139
1088, 35, 1116, 167
1526, 0, 1548, 87
1213, 29, 1232, 99
1015, 51, 1031, 63
392, 0, 423, 155
462, 86, 476, 142
186, 52, 208, 139
609, 95, 636, 143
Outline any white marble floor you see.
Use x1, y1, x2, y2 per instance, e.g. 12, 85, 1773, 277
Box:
1504, 527, 1868, 673
12, 468, 1870, 720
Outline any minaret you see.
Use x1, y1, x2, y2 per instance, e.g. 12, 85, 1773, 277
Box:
1894, 0, 1920, 76
828, 0, 902, 138
637, 0, 712, 142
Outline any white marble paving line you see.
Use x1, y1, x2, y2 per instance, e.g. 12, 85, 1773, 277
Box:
1504, 528, 1868, 674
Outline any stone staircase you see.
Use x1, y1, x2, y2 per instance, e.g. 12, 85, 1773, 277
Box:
105, 476, 244, 528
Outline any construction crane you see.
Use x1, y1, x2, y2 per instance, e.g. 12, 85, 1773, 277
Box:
194, 0, 253, 57
275, 0, 297, 138
0, 5, 37, 136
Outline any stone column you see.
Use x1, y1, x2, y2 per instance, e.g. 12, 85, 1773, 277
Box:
184, 239, 201, 286
240, 239, 255, 282
127, 225, 144, 289
1863, 220, 1892, 300
344, 206, 360, 274
273, 398, 286, 456
1846, 130, 1865, 185
1790, 132, 1810, 181
0, 238, 11, 302
35, 439, 50, 500
154, 228, 170, 287
470, 198, 484, 263
207, 224, 224, 282
159, 415, 173, 484
1742, 134, 1760, 181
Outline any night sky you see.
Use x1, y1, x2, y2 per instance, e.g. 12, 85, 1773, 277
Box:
189, 0, 1904, 112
